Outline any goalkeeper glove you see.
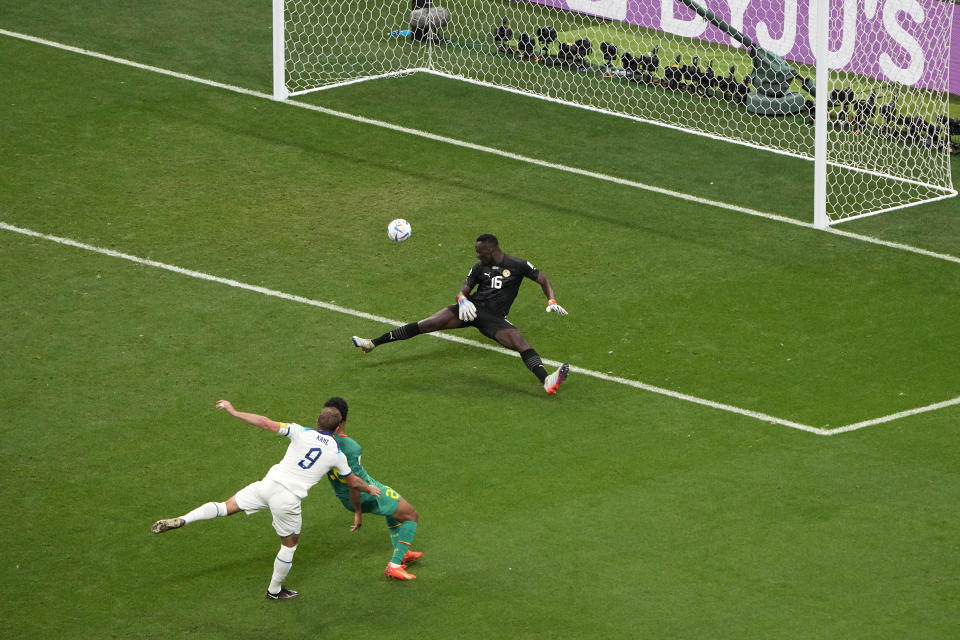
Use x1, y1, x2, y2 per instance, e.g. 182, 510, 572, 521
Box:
545, 299, 567, 315
457, 294, 477, 321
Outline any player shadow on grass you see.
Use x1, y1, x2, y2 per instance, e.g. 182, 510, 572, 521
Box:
168, 555, 271, 582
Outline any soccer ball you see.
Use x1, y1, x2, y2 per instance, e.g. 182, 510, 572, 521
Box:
387, 218, 412, 242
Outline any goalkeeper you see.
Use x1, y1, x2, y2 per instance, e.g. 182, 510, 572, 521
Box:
351, 233, 569, 394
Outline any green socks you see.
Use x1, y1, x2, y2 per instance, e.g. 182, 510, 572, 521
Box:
389, 520, 418, 565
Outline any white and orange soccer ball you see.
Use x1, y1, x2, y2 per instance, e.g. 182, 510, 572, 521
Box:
387, 218, 412, 242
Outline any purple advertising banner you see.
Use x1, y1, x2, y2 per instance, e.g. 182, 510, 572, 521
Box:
527, 0, 956, 94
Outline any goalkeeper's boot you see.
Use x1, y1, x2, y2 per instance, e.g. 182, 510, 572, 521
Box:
351, 336, 375, 353
543, 363, 569, 395
402, 550, 423, 566
151, 518, 184, 534
384, 564, 417, 580
265, 586, 299, 600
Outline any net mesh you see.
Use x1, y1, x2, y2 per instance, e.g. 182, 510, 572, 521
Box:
279, 0, 956, 223
284, 0, 426, 91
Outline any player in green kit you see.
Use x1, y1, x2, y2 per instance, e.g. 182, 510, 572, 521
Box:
323, 396, 423, 581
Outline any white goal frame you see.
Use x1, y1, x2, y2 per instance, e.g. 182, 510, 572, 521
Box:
272, 0, 956, 228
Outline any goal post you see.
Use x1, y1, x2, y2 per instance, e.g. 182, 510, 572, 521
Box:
273, 0, 287, 100
273, 0, 431, 98
813, 0, 830, 228
272, 0, 956, 226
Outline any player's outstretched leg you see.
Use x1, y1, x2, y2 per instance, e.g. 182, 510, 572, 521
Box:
351, 336, 375, 353
352, 322, 425, 355
151, 518, 184, 534
543, 363, 569, 395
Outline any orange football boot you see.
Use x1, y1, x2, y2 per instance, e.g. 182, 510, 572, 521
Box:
384, 564, 417, 580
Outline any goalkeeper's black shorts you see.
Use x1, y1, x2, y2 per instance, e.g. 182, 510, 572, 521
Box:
444, 304, 516, 339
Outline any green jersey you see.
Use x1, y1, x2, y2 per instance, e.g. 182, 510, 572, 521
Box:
326, 433, 400, 517
326, 434, 373, 503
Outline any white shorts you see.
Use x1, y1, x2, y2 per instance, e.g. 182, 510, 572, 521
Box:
234, 479, 302, 537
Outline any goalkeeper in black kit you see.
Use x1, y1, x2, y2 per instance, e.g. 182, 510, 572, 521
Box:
352, 234, 570, 394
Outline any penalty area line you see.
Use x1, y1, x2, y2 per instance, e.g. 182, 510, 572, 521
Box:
3, 220, 828, 435
824, 395, 960, 435
8, 221, 960, 435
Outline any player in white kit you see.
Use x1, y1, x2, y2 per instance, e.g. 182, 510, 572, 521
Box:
151, 400, 381, 600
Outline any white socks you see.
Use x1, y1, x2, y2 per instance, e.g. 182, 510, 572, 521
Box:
268, 544, 298, 594
180, 501, 227, 525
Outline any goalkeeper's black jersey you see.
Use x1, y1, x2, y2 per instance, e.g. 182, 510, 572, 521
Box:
464, 254, 540, 318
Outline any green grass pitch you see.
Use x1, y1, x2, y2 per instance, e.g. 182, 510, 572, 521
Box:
1, 2, 959, 638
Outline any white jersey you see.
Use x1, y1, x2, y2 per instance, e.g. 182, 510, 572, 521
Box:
262, 423, 352, 498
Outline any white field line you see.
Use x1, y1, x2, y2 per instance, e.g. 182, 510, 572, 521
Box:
825, 395, 960, 434
3, 31, 960, 432
4, 221, 958, 435
3, 29, 960, 266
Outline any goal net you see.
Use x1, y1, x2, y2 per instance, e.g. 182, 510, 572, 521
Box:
273, 0, 956, 225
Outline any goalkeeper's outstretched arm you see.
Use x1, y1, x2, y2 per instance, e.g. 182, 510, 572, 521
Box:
536, 273, 568, 315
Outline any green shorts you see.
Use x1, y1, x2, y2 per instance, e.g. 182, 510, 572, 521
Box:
342, 480, 401, 517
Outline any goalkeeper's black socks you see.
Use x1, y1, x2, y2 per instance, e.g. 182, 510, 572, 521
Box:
373, 322, 422, 346
521, 348, 548, 383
